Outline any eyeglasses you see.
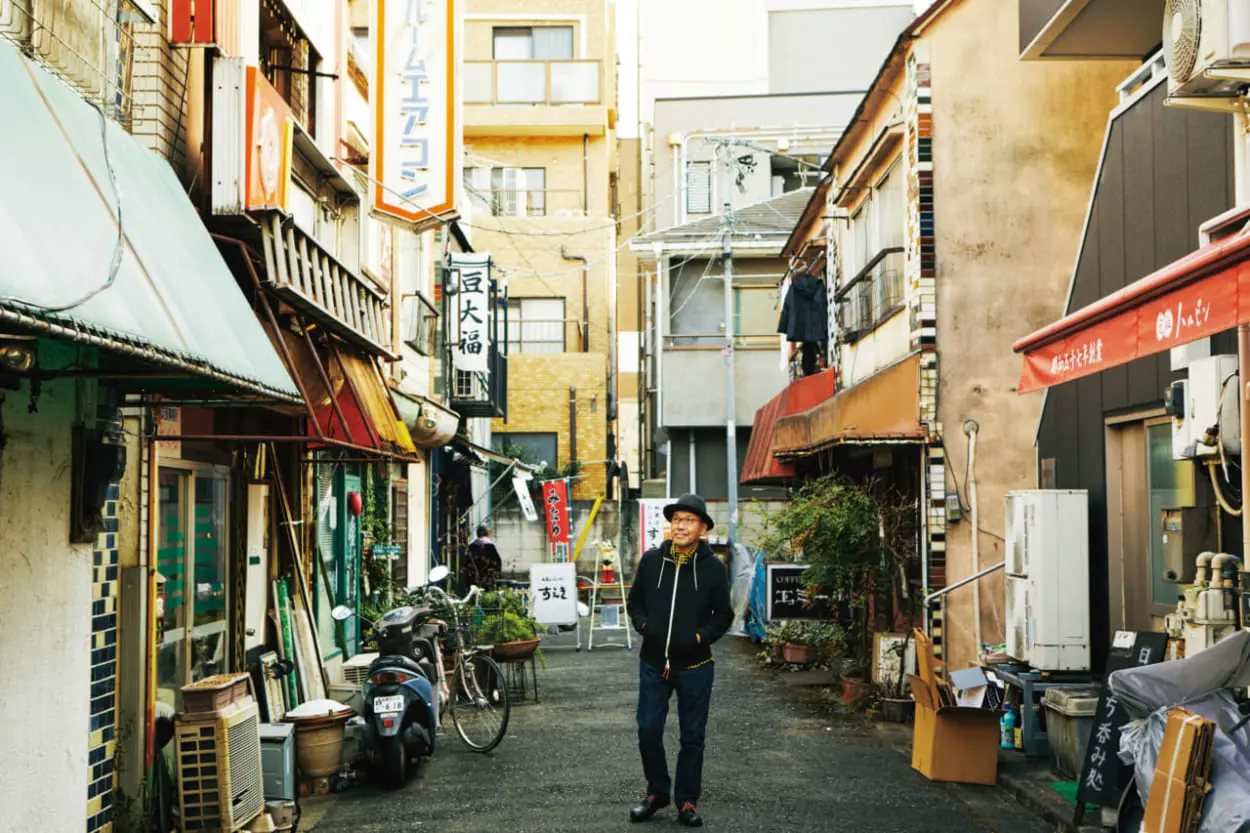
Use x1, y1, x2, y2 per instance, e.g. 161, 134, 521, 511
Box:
670, 516, 701, 527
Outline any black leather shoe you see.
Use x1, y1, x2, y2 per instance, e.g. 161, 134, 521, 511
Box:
677, 804, 704, 828
629, 795, 669, 823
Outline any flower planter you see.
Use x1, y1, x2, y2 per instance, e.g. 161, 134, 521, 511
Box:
491, 638, 541, 662
782, 643, 811, 665
840, 674, 872, 705
881, 697, 915, 724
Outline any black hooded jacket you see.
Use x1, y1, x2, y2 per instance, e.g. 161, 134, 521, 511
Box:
626, 540, 734, 672
777, 273, 829, 343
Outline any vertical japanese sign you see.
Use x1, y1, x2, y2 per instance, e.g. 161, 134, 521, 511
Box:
450, 253, 491, 373
638, 499, 672, 556
542, 480, 572, 562
371, 0, 461, 227
513, 477, 538, 522
1073, 630, 1169, 823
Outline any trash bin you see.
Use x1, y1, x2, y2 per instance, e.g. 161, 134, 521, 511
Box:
1042, 687, 1100, 780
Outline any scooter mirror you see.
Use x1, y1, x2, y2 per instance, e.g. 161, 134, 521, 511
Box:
428, 565, 450, 584
331, 605, 354, 622
578, 602, 590, 617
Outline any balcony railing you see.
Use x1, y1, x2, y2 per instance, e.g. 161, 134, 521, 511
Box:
464, 59, 601, 105
0, 0, 152, 126
835, 247, 905, 343
507, 318, 567, 354
465, 187, 586, 218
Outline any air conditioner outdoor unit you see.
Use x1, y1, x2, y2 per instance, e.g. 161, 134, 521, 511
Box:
342, 651, 379, 687
1164, 0, 1250, 106
175, 700, 265, 832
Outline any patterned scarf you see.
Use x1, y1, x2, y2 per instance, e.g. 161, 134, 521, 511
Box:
671, 542, 698, 569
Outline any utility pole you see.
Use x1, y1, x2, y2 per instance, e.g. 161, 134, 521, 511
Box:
718, 144, 739, 549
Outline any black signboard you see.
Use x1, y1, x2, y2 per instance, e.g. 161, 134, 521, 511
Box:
764, 564, 850, 620
1073, 631, 1169, 824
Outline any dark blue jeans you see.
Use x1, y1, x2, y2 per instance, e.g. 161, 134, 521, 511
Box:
636, 660, 715, 807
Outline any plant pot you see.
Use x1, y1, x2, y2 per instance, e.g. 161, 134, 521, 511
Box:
840, 674, 872, 705
782, 643, 811, 664
881, 697, 915, 724
491, 638, 541, 662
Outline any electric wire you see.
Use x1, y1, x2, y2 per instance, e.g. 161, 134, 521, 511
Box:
0, 87, 123, 314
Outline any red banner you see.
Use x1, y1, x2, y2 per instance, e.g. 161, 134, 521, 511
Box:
541, 480, 572, 562
1017, 260, 1250, 393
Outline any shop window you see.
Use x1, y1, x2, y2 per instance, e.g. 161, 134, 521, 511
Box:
156, 465, 230, 712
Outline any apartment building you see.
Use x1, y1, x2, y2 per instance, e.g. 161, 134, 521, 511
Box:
463, 0, 619, 501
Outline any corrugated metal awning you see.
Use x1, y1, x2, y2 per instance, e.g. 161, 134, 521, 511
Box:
774, 353, 926, 458
1013, 230, 1250, 393
740, 368, 837, 486
0, 41, 299, 401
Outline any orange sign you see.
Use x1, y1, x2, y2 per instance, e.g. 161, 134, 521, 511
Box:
245, 66, 292, 212
1017, 260, 1250, 393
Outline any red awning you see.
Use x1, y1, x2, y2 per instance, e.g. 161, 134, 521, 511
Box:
1013, 231, 1250, 393
740, 369, 836, 485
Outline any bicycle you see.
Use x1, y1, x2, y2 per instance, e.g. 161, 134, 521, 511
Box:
423, 583, 512, 753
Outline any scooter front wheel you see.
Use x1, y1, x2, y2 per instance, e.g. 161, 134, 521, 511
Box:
377, 735, 407, 789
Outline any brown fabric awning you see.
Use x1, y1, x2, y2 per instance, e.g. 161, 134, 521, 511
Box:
774, 353, 926, 458
740, 369, 837, 486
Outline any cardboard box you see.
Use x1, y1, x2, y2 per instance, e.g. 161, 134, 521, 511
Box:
1143, 708, 1214, 833
908, 631, 1003, 786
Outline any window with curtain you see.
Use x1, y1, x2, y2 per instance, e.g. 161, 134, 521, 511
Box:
492, 26, 574, 59
464, 166, 547, 216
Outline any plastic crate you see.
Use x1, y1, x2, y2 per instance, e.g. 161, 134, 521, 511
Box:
176, 700, 266, 832
181, 672, 250, 716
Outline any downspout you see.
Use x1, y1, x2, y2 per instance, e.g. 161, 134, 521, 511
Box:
583, 133, 590, 215
688, 430, 697, 495
561, 247, 589, 352
964, 419, 981, 655
569, 387, 578, 465
1235, 112, 1250, 571
671, 135, 684, 225
920, 447, 930, 636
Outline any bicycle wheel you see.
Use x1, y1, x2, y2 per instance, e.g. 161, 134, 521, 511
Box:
451, 654, 511, 752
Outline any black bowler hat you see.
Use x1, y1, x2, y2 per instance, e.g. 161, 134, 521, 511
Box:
664, 493, 714, 531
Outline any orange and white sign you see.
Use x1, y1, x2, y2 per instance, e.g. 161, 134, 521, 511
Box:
245, 66, 293, 212
370, 0, 460, 228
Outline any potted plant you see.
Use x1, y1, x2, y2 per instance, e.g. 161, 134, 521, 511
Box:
778, 621, 813, 665
479, 588, 544, 663
761, 474, 921, 713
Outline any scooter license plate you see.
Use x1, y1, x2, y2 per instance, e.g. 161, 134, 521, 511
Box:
373, 695, 404, 714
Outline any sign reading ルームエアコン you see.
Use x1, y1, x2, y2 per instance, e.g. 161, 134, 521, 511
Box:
370, 0, 461, 227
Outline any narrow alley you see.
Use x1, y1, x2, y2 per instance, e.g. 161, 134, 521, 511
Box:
305, 638, 1051, 833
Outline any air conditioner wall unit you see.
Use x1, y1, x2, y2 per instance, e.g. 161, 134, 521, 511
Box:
1165, 0, 1250, 106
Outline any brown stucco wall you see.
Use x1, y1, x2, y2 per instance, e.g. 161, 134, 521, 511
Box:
925, 0, 1136, 671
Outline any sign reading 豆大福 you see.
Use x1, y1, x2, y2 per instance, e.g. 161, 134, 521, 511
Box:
451, 253, 491, 374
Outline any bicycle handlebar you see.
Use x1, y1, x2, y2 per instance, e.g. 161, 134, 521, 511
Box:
423, 584, 482, 607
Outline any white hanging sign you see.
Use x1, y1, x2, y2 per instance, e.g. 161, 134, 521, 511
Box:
513, 477, 538, 522
529, 562, 578, 625
451, 253, 491, 373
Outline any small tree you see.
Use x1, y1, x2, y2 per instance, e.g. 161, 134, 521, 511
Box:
760, 473, 919, 689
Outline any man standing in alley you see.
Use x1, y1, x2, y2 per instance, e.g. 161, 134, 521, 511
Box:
463, 524, 502, 590
626, 494, 734, 828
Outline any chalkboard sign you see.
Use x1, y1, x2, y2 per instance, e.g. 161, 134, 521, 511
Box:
764, 564, 849, 620
1073, 630, 1169, 823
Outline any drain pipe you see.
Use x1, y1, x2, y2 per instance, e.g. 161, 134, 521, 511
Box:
561, 247, 589, 352
583, 133, 589, 215
569, 387, 578, 464
964, 419, 982, 656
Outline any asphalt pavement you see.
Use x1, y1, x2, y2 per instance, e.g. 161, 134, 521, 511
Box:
303, 631, 1055, 833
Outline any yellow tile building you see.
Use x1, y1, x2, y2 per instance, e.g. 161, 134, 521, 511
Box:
463, 0, 618, 499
